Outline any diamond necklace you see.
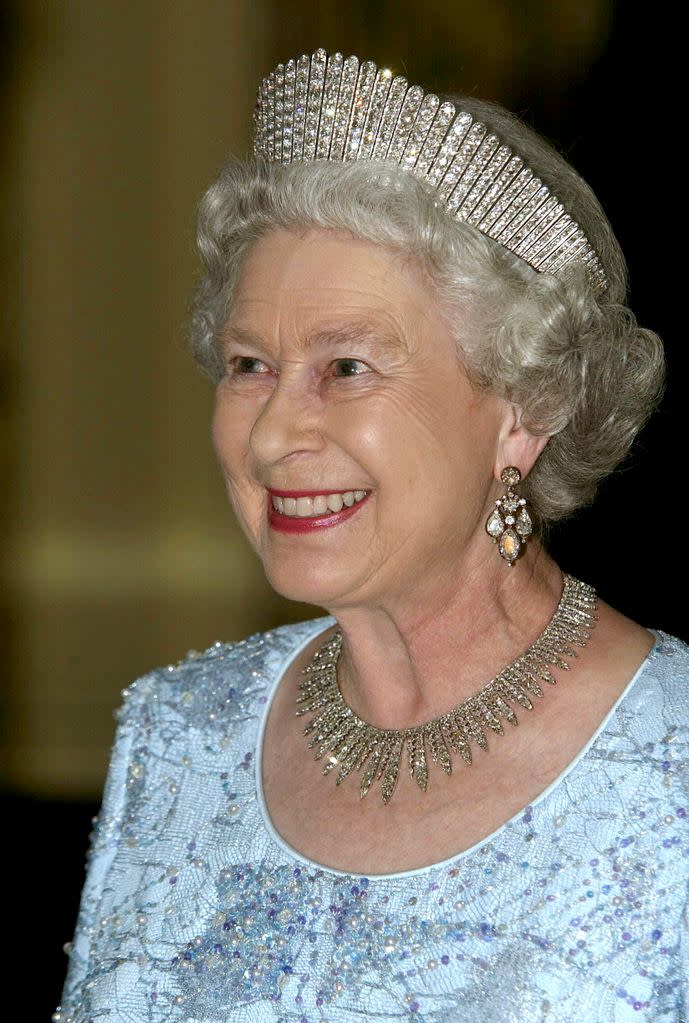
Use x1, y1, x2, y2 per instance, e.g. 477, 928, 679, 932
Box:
295, 574, 597, 804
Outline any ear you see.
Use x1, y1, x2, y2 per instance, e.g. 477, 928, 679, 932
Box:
493, 403, 549, 482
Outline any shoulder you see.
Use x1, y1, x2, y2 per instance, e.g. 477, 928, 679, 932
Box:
610, 629, 689, 768
116, 614, 335, 733
587, 600, 689, 739
641, 626, 689, 707
91, 614, 336, 855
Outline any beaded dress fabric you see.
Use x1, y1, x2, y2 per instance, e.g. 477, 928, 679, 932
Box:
56, 618, 689, 1023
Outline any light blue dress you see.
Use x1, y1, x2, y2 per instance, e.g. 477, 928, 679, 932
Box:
55, 617, 689, 1023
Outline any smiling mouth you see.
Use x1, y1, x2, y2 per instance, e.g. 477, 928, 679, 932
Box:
267, 490, 371, 532
270, 490, 369, 518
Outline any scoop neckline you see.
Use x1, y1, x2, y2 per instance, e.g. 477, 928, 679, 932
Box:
254, 618, 662, 882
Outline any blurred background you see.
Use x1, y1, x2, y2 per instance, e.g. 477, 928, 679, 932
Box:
1, 1, 683, 1015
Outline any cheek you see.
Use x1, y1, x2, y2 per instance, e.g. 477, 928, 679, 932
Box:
352, 381, 496, 481
211, 404, 264, 540
211, 401, 259, 514
347, 384, 500, 539
211, 395, 249, 471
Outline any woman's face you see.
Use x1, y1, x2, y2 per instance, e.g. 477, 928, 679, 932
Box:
213, 226, 511, 610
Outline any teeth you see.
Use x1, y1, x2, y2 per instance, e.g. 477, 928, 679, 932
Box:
271, 490, 369, 518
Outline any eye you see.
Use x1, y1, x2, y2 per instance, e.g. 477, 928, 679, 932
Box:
226, 356, 270, 376
331, 358, 370, 377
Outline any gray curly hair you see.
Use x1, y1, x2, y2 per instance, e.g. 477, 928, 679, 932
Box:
188, 94, 665, 524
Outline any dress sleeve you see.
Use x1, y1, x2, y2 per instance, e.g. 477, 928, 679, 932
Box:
55, 679, 150, 1019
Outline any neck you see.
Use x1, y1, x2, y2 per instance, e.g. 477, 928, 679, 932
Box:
325, 540, 564, 729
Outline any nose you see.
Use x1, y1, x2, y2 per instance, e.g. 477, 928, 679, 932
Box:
249, 370, 325, 467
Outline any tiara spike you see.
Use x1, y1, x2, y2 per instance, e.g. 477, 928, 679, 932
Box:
548, 236, 588, 276
345, 61, 378, 161
401, 93, 440, 169
316, 52, 343, 160
528, 212, 575, 264
387, 85, 425, 162
511, 195, 562, 255
261, 77, 273, 159
253, 76, 266, 157
372, 75, 408, 160
303, 49, 327, 161
443, 123, 491, 207
413, 101, 456, 176
471, 153, 523, 227
534, 220, 581, 271
359, 68, 394, 160
252, 49, 609, 293
281, 60, 296, 164
464, 144, 512, 221
291, 54, 312, 162
494, 180, 547, 242
262, 75, 273, 158
427, 112, 472, 187
451, 134, 501, 216
329, 55, 359, 161
269, 66, 282, 162
480, 165, 533, 233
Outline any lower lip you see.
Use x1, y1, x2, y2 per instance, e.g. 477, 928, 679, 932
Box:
268, 493, 371, 533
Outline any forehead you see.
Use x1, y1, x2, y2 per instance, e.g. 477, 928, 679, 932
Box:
223, 227, 466, 364
230, 227, 431, 325
237, 225, 420, 286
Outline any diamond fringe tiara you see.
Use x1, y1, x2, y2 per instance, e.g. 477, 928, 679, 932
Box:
253, 49, 608, 294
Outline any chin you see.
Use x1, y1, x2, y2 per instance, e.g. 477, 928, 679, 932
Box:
262, 557, 354, 608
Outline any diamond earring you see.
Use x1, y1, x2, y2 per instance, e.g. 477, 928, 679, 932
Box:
485, 467, 533, 565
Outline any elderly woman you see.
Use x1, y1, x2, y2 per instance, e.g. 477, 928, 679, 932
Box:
56, 50, 687, 1023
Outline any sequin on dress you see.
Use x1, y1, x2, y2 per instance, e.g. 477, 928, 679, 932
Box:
55, 618, 689, 1023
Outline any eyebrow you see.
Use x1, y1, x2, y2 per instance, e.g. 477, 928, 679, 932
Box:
221, 321, 406, 357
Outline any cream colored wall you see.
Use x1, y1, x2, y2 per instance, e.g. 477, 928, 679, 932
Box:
4, 1, 312, 798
